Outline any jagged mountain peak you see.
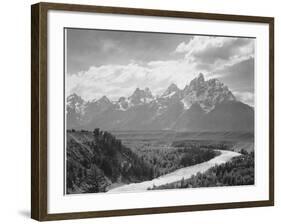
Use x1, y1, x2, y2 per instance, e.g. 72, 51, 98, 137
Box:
131, 87, 153, 97
97, 95, 111, 104
67, 93, 85, 110
66, 93, 87, 124
128, 87, 154, 105
192, 72, 205, 82
68, 92, 79, 98
118, 96, 126, 102
197, 72, 205, 81
168, 83, 178, 90
163, 83, 179, 94
188, 73, 205, 89
67, 73, 253, 132
67, 93, 83, 102
161, 83, 182, 101
144, 87, 152, 94
117, 96, 129, 111
182, 73, 236, 112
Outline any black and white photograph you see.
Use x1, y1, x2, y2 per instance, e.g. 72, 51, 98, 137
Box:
65, 28, 255, 194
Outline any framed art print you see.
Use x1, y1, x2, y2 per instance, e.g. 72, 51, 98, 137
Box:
31, 2, 274, 221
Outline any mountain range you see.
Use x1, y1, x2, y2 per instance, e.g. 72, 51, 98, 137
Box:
67, 73, 254, 132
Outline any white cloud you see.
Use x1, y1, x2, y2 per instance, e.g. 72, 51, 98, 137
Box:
233, 91, 254, 107
67, 36, 255, 102
67, 60, 203, 101
175, 36, 229, 55
175, 36, 254, 73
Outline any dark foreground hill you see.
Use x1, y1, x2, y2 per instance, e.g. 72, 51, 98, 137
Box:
66, 129, 153, 194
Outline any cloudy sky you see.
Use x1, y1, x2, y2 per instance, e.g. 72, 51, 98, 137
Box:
66, 28, 255, 106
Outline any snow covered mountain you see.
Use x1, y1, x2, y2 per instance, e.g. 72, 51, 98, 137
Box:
182, 73, 236, 112
67, 73, 254, 132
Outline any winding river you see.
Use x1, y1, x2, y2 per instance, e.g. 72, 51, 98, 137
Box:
108, 150, 240, 193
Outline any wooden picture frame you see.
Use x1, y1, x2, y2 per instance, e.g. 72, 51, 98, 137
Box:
31, 2, 274, 221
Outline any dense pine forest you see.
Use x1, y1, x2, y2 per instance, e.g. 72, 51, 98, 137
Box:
149, 150, 254, 190
133, 146, 219, 177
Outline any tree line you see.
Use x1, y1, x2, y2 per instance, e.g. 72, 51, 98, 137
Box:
149, 151, 254, 190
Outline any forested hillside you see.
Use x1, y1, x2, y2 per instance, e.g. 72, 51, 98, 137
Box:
66, 129, 153, 193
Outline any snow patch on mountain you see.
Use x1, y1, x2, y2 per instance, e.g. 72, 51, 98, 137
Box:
67, 74, 236, 115
128, 87, 155, 106
67, 93, 87, 115
181, 99, 191, 110
183, 73, 236, 112
66, 73, 251, 131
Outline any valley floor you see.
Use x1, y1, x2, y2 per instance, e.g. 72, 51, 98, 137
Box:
107, 150, 240, 193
